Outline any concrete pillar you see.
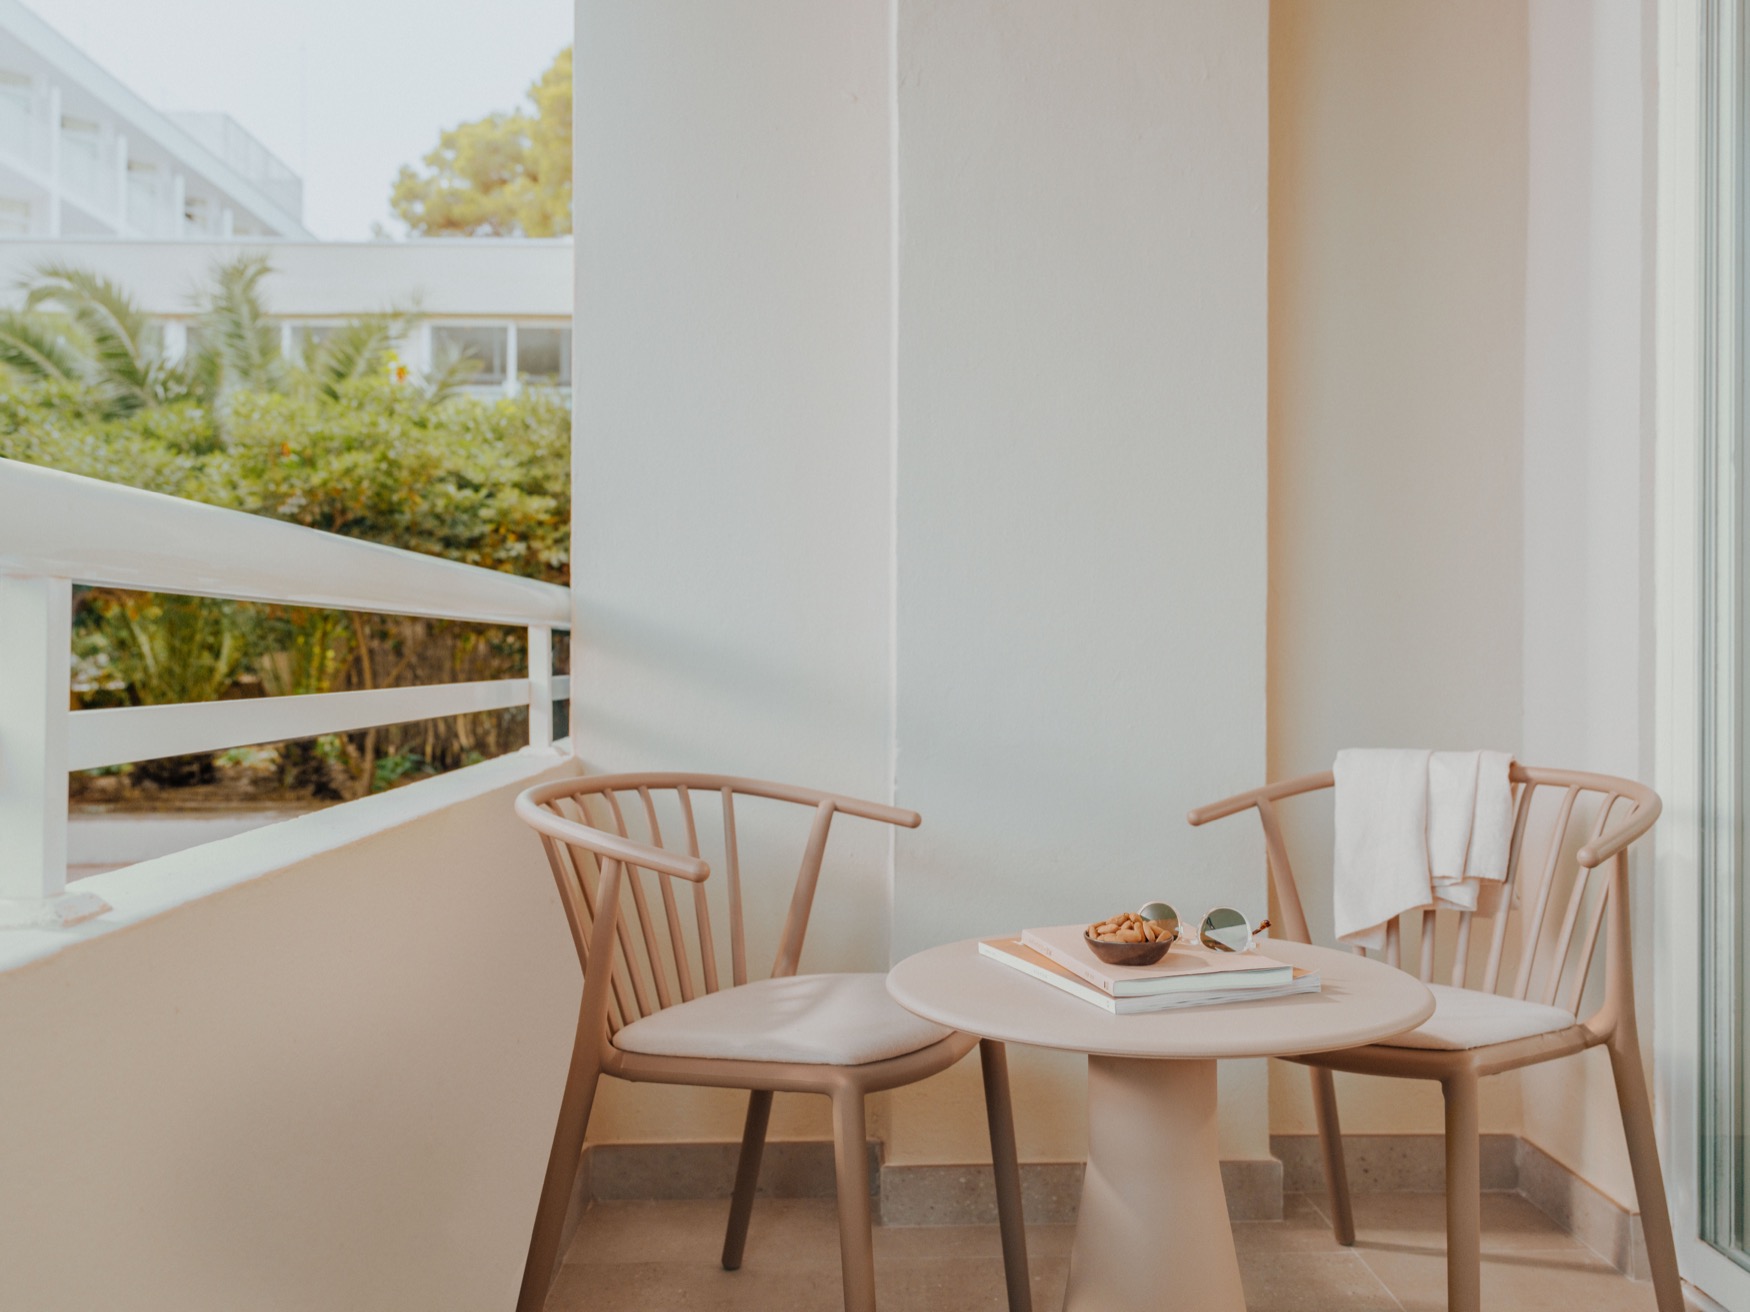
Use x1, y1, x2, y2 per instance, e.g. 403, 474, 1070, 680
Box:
573, 0, 1272, 1170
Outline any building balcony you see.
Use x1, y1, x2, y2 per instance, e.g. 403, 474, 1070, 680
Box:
0, 453, 1675, 1312
0, 0, 1740, 1309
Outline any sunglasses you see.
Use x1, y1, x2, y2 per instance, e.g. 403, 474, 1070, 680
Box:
1136, 902, 1272, 953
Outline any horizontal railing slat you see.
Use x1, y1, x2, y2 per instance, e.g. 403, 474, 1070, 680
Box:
0, 459, 570, 627
68, 679, 568, 770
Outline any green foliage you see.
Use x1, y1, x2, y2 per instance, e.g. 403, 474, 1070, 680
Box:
189, 254, 285, 400
23, 264, 187, 416
0, 258, 571, 799
0, 309, 84, 384
0, 377, 570, 578
85, 593, 254, 707
390, 46, 572, 237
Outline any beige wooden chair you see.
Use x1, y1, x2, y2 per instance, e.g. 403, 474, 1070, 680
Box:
1188, 765, 1682, 1312
513, 772, 1031, 1312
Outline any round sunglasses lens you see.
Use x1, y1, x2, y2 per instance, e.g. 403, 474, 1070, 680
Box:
1200, 907, 1251, 952
1136, 901, 1180, 939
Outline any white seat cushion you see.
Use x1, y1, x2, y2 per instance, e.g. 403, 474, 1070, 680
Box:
612, 973, 954, 1067
1376, 983, 1576, 1051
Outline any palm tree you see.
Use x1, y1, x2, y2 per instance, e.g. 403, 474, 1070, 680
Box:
0, 309, 84, 387
189, 254, 285, 399
4, 256, 483, 421
21, 264, 187, 416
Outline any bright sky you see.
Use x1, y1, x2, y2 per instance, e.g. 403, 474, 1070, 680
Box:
33, 0, 573, 239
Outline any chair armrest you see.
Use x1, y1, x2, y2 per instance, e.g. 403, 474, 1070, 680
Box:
1186, 772, 1335, 826
1576, 790, 1662, 869
516, 787, 712, 882
706, 774, 920, 830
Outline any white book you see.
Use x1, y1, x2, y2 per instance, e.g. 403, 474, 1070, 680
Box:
979, 938, 1319, 1014
1018, 922, 1294, 996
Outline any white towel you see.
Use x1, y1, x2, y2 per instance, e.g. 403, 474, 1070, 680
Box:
1428, 749, 1515, 911
1333, 748, 1516, 951
1333, 749, 1431, 952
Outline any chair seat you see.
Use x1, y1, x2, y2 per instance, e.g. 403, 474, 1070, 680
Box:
1375, 983, 1575, 1051
612, 972, 955, 1067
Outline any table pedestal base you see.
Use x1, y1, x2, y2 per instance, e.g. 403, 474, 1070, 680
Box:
1064, 1056, 1243, 1311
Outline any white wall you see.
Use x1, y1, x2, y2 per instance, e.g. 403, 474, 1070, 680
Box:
887, 0, 1270, 1164
0, 756, 582, 1311
572, 0, 1272, 1167
1517, 0, 1652, 1212
1268, 0, 1530, 1136
570, 0, 896, 1150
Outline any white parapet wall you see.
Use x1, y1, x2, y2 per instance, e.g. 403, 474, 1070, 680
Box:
0, 751, 585, 1311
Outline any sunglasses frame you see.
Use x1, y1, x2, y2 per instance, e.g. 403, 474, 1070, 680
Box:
1135, 901, 1272, 953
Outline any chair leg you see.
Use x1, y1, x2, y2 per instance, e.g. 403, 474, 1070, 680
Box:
721, 1089, 774, 1271
1309, 1065, 1356, 1246
831, 1089, 878, 1312
516, 1042, 604, 1312
1607, 1033, 1686, 1312
1442, 1071, 1482, 1312
979, 1039, 1034, 1312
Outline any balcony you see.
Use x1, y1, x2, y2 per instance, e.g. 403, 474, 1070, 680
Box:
0, 2, 1739, 1311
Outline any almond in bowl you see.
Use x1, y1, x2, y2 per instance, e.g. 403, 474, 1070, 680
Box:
1084, 911, 1178, 966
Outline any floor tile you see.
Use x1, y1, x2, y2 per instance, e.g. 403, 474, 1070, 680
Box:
874, 1219, 1076, 1263
547, 1259, 846, 1312
550, 1190, 1660, 1311
1233, 1192, 1348, 1254
1312, 1189, 1587, 1255
564, 1198, 838, 1268
1238, 1252, 1402, 1312
1359, 1247, 1659, 1312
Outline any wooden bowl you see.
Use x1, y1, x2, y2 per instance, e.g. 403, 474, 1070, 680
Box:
1083, 930, 1175, 967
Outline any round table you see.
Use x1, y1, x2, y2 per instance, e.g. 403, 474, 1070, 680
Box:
888, 938, 1433, 1312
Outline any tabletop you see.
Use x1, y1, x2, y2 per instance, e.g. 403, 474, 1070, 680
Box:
887, 937, 1435, 1061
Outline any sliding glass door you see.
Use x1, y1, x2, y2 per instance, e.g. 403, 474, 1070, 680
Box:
1670, 2, 1750, 1305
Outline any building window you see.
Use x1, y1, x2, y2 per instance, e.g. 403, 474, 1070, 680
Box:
431, 324, 508, 387
126, 162, 161, 234
0, 197, 29, 236
516, 327, 571, 387
285, 323, 338, 360
60, 115, 105, 204
0, 71, 33, 159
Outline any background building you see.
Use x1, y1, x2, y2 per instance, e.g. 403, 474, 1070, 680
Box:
0, 0, 310, 240
0, 236, 572, 395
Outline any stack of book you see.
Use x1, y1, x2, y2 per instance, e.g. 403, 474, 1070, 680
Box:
979, 923, 1320, 1014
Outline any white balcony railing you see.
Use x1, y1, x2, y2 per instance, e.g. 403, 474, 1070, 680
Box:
0, 458, 571, 929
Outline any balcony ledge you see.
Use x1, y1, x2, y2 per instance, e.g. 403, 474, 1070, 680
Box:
0, 743, 578, 976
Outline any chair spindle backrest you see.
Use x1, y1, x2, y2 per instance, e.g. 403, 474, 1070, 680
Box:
517, 773, 918, 1041
1191, 765, 1659, 1029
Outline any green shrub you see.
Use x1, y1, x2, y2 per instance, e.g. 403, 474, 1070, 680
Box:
2, 375, 570, 798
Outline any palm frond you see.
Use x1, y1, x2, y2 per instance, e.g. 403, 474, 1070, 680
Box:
191, 254, 284, 397
419, 342, 484, 406
0, 309, 84, 384
23, 262, 180, 413
303, 316, 402, 398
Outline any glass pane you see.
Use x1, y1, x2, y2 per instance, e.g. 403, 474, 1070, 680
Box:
286, 324, 336, 359
431, 325, 507, 385
1708, 2, 1750, 1264
516, 327, 570, 385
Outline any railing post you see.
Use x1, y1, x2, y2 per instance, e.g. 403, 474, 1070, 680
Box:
525, 624, 556, 754
0, 576, 109, 928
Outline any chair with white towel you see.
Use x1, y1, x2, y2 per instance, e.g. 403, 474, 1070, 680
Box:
1187, 762, 1682, 1312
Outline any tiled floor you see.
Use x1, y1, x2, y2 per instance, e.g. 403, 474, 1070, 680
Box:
549, 1189, 1682, 1310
